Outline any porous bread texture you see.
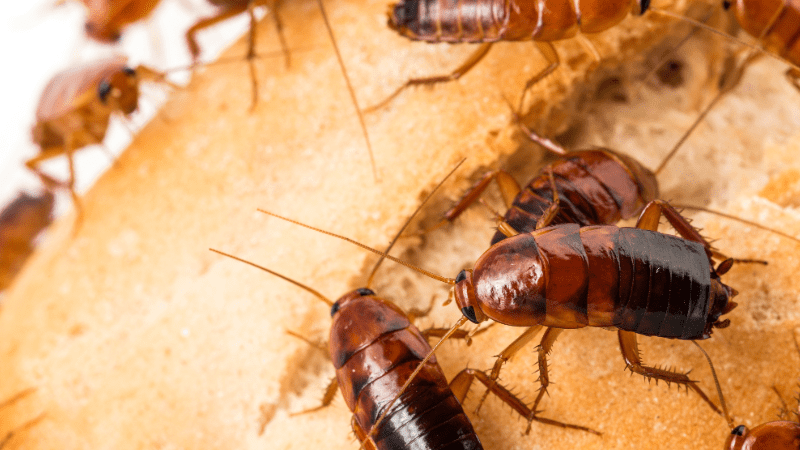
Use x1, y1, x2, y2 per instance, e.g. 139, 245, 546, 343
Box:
2, 0, 800, 449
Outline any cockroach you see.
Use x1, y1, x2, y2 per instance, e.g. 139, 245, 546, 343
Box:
371, 0, 790, 110
433, 57, 800, 250
0, 388, 45, 449
0, 190, 55, 293
724, 333, 800, 450
262, 199, 753, 427
211, 161, 598, 447
28, 56, 169, 219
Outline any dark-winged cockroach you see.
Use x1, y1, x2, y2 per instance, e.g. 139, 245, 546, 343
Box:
433, 59, 800, 251
0, 190, 55, 293
262, 199, 749, 427
28, 56, 170, 219
724, 333, 800, 450
0, 388, 45, 449
211, 162, 598, 448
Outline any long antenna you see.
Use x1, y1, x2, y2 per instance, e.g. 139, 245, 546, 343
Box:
315, 0, 377, 181
673, 204, 800, 246
257, 209, 455, 284
208, 248, 334, 306
367, 159, 466, 287
653, 49, 756, 175
692, 340, 733, 429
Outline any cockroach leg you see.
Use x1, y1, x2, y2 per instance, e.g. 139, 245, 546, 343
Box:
365, 43, 493, 112
450, 368, 601, 435
618, 330, 722, 415
473, 325, 543, 414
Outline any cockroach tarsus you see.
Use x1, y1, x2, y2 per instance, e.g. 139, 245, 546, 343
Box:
0, 190, 55, 293
28, 56, 170, 223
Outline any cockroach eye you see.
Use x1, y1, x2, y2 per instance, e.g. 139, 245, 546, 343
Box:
455, 270, 467, 284
639, 0, 651, 14
123, 67, 136, 76
356, 288, 375, 297
731, 425, 746, 436
461, 306, 478, 324
98, 81, 112, 102
330, 302, 341, 317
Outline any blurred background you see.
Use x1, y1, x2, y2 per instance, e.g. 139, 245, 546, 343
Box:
0, 0, 255, 216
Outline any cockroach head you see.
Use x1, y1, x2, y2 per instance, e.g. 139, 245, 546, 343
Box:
331, 288, 376, 317
98, 68, 139, 115
388, 0, 419, 32
453, 269, 486, 324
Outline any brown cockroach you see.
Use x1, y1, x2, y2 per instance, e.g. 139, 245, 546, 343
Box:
371, 0, 657, 109
28, 56, 169, 219
262, 198, 752, 428
723, 333, 800, 450
0, 388, 45, 449
432, 57, 800, 250
0, 190, 55, 293
211, 162, 598, 447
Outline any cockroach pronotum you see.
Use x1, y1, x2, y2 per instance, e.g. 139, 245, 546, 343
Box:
211, 161, 598, 448
261, 198, 756, 429
724, 333, 800, 450
28, 56, 170, 220
0, 388, 45, 449
0, 190, 55, 293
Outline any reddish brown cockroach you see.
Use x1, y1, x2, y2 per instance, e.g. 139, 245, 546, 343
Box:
0, 190, 55, 293
212, 161, 598, 447
371, 0, 655, 108
262, 199, 752, 427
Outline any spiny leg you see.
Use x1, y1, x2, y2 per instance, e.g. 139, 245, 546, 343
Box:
528, 327, 564, 432
449, 368, 600, 435
365, 43, 493, 112
186, 5, 249, 62
290, 376, 339, 416
618, 329, 721, 415
534, 167, 561, 230
473, 325, 543, 414
285, 330, 339, 415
